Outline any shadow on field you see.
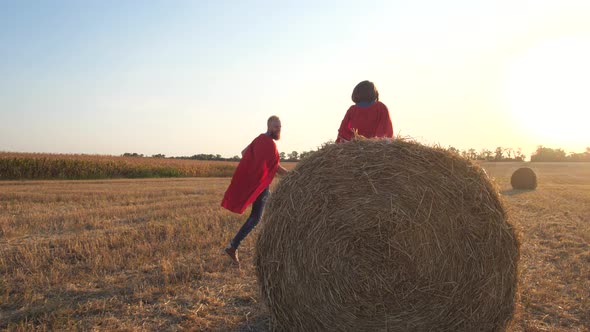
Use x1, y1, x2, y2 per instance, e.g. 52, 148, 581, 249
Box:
500, 189, 535, 196
0, 287, 124, 329
232, 314, 271, 332
0, 285, 181, 329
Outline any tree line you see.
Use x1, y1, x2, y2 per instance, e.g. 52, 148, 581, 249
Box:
529, 146, 590, 162
122, 153, 242, 161
123, 146, 590, 162
288, 146, 590, 162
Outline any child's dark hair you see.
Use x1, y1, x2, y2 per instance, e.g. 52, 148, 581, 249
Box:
351, 80, 379, 103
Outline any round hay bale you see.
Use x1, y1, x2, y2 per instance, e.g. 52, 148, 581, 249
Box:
256, 139, 520, 331
510, 167, 537, 190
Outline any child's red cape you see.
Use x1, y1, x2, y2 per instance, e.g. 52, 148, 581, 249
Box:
221, 134, 279, 214
336, 101, 393, 142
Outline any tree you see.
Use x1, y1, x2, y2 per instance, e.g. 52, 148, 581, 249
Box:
567, 149, 590, 162
288, 151, 299, 161
448, 146, 460, 155
513, 148, 525, 161
479, 149, 492, 160
530, 146, 567, 162
151, 154, 166, 158
122, 152, 144, 157
299, 150, 315, 160
279, 152, 286, 161
494, 147, 504, 161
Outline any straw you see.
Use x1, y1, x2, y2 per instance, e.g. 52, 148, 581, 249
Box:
511, 167, 538, 190
255, 138, 520, 331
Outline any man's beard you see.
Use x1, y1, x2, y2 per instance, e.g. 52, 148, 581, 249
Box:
270, 130, 280, 140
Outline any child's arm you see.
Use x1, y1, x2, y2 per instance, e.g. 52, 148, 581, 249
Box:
336, 108, 353, 142
376, 105, 394, 138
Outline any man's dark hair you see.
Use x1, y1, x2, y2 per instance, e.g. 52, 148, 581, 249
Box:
351, 80, 379, 103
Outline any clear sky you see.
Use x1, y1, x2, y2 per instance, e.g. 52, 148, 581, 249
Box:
1, 0, 589, 159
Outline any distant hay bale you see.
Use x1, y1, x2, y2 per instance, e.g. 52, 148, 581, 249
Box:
255, 138, 520, 331
510, 167, 537, 190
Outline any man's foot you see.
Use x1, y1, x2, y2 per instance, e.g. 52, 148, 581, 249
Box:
224, 246, 239, 265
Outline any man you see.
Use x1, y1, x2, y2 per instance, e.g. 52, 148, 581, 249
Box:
221, 115, 288, 265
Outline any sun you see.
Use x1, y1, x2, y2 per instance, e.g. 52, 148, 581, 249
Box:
502, 35, 590, 151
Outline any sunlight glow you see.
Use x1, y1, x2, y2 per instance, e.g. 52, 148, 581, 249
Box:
502, 35, 590, 151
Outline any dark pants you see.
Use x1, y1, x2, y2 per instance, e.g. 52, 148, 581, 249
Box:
230, 187, 270, 249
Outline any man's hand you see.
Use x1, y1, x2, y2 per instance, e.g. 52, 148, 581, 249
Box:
277, 164, 289, 176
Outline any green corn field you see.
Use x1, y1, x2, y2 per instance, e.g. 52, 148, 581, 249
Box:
0, 153, 237, 180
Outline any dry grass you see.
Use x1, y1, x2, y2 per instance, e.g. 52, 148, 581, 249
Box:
0, 162, 588, 331
479, 162, 590, 332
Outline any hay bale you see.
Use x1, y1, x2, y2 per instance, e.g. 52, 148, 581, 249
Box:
510, 167, 537, 190
255, 139, 520, 331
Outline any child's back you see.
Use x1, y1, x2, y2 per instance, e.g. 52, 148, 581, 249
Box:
336, 81, 393, 143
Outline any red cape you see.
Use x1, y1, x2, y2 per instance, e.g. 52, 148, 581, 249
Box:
336, 101, 393, 142
221, 134, 279, 214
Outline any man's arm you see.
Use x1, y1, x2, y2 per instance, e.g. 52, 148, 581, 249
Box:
277, 164, 289, 176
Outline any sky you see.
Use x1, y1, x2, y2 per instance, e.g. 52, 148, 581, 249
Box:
1, 0, 589, 159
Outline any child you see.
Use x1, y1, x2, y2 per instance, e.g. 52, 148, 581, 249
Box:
336, 80, 393, 143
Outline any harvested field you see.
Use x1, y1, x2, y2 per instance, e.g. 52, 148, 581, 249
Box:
0, 162, 588, 331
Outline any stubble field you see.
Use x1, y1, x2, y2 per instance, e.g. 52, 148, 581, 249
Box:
0, 162, 588, 331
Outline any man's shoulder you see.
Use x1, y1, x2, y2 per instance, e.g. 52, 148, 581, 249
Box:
248, 133, 263, 144
252, 134, 276, 147
253, 133, 270, 142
